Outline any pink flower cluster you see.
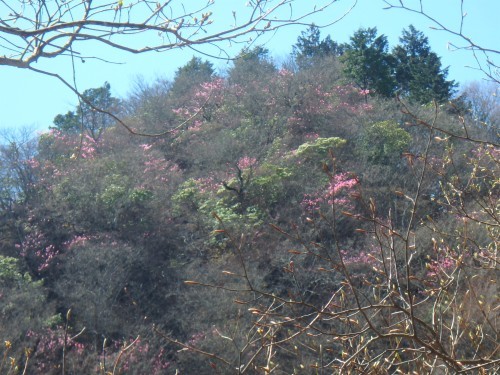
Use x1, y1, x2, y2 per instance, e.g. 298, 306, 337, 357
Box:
278, 68, 294, 77
426, 255, 456, 278
27, 328, 87, 373
24, 157, 40, 169
44, 130, 98, 160
186, 331, 206, 347
172, 78, 226, 130
304, 132, 320, 140
142, 152, 180, 184
139, 143, 153, 151
35, 244, 59, 271
105, 337, 171, 374
340, 249, 377, 266
195, 78, 225, 101
17, 229, 59, 272
63, 234, 91, 250
193, 176, 220, 194
301, 173, 358, 211
237, 156, 257, 170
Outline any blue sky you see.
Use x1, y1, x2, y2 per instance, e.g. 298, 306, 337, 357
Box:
0, 0, 498, 131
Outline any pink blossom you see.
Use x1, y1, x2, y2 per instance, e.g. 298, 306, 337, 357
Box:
340, 249, 377, 266
301, 173, 358, 211
278, 68, 293, 77
237, 156, 257, 170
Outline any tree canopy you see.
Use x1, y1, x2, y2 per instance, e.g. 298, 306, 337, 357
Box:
293, 25, 345, 68
342, 27, 396, 98
393, 25, 456, 103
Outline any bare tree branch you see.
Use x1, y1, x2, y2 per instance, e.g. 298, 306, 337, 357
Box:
382, 0, 500, 83
1, 0, 356, 135
0, 0, 350, 68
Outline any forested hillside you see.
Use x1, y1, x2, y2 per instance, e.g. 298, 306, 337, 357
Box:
0, 26, 498, 374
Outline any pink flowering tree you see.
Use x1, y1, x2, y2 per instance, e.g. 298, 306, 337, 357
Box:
301, 172, 358, 212
172, 78, 226, 135
268, 68, 373, 141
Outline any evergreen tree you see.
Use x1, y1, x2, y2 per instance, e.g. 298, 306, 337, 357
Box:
393, 25, 456, 103
170, 57, 214, 97
52, 82, 119, 142
293, 25, 344, 68
229, 46, 275, 85
342, 27, 395, 98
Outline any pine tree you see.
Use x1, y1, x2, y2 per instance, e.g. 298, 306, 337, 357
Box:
393, 25, 456, 103
342, 27, 395, 98
293, 25, 344, 68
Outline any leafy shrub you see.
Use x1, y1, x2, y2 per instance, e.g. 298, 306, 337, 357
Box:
359, 120, 411, 163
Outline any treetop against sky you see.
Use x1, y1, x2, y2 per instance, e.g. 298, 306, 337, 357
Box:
0, 0, 498, 130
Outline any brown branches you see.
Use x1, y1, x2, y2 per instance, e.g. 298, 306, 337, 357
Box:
0, 1, 348, 69
398, 96, 500, 148
1, 0, 355, 137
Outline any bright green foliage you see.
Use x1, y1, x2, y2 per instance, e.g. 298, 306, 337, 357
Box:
128, 188, 154, 204
0, 257, 42, 291
100, 182, 127, 207
342, 27, 395, 97
0, 256, 24, 284
171, 178, 204, 214
249, 164, 294, 206
0, 256, 48, 342
202, 201, 263, 230
393, 25, 456, 103
172, 178, 264, 247
0, 255, 42, 292
359, 120, 411, 163
295, 137, 346, 158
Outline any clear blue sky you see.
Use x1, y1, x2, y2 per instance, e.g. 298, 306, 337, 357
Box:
0, 0, 498, 131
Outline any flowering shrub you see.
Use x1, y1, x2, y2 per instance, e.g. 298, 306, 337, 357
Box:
301, 172, 358, 211
38, 129, 98, 161
27, 328, 87, 374
98, 337, 171, 375
0, 256, 48, 362
24, 329, 172, 375
236, 156, 257, 171
16, 228, 60, 273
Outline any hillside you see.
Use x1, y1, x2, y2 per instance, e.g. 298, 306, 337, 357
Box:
0, 26, 498, 374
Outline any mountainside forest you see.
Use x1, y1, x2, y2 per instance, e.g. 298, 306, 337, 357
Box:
0, 25, 498, 374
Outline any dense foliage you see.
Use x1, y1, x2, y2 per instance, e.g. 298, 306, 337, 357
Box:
0, 26, 498, 374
